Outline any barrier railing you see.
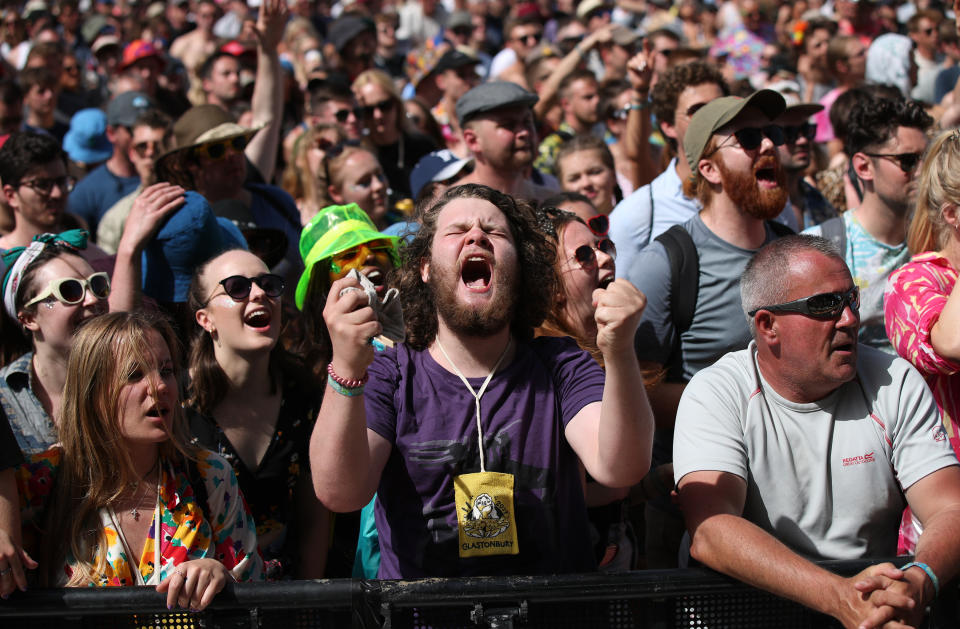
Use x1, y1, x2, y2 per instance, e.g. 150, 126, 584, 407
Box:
0, 560, 956, 628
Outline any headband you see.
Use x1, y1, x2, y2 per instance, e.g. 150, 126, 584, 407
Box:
1, 229, 89, 320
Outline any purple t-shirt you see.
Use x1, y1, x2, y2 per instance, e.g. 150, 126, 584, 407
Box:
365, 336, 604, 578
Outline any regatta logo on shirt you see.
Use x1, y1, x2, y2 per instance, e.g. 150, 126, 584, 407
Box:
842, 452, 875, 467
934, 425, 947, 443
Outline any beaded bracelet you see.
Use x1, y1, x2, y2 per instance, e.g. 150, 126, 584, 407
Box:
327, 362, 369, 388
327, 375, 365, 397
901, 561, 940, 598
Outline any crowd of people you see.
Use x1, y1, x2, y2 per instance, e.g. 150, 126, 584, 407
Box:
0, 0, 960, 625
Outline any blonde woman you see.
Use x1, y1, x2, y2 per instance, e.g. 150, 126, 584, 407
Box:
352, 69, 437, 202
20, 312, 262, 608
885, 129, 960, 553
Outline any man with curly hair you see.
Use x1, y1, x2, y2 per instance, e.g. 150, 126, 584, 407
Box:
804, 92, 932, 353
309, 183, 654, 578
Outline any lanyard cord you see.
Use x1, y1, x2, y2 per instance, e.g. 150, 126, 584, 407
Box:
435, 337, 512, 473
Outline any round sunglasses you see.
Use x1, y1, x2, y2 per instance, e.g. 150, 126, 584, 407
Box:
190, 135, 247, 162
205, 274, 285, 305
572, 238, 617, 268
25, 272, 110, 308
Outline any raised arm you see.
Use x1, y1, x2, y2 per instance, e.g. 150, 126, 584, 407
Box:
108, 184, 185, 312
565, 279, 653, 486
679, 470, 912, 629
245, 0, 287, 183
623, 43, 657, 189
533, 25, 613, 121
309, 274, 392, 512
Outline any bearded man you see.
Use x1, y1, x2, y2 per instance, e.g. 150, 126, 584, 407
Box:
309, 183, 654, 577
626, 90, 794, 568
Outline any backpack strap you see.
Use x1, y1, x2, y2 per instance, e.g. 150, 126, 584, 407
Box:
818, 215, 847, 255
766, 219, 795, 237
654, 225, 699, 382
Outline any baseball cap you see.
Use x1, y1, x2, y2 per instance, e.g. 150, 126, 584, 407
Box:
456, 81, 539, 126
118, 39, 164, 71
106, 91, 155, 127
327, 15, 375, 53
434, 49, 479, 74
683, 89, 786, 175
409, 150, 473, 199
447, 10, 472, 30
576, 0, 610, 19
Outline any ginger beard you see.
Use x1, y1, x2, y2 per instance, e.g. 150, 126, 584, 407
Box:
428, 250, 518, 338
715, 153, 787, 220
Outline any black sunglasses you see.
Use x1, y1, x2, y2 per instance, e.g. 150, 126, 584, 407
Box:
731, 125, 786, 150
206, 273, 285, 305
748, 286, 859, 319
333, 108, 360, 123
863, 151, 923, 174
782, 121, 817, 144
357, 98, 395, 118
573, 238, 617, 267
586, 214, 609, 236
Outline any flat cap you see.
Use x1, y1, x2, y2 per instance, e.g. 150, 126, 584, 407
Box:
456, 81, 538, 126
434, 49, 479, 74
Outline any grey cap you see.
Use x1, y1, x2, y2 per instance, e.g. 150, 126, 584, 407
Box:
107, 90, 155, 127
456, 81, 539, 126
683, 89, 786, 176
447, 9, 472, 30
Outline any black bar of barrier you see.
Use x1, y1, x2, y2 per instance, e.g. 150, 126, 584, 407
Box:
0, 560, 956, 628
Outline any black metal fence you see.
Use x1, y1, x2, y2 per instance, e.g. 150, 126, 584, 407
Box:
0, 561, 956, 629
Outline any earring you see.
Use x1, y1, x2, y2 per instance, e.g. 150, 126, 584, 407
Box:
210, 328, 220, 347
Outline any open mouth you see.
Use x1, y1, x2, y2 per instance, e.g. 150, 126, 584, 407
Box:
364, 268, 386, 294
598, 275, 614, 290
831, 341, 855, 354
145, 404, 169, 419
243, 308, 272, 329
461, 255, 492, 292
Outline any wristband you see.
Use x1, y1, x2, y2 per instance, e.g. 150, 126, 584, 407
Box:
901, 561, 940, 597
327, 375, 365, 397
327, 362, 369, 388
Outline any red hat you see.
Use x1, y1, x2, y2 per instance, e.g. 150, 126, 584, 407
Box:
118, 39, 165, 71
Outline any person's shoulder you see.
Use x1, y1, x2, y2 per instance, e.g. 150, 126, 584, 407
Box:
72, 163, 110, 189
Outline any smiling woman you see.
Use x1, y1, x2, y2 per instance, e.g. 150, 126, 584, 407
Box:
186, 249, 328, 580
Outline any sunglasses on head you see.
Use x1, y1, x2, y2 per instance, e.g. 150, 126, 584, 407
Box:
206, 273, 284, 305
572, 238, 617, 268
782, 121, 816, 144
190, 135, 246, 162
586, 214, 609, 236
25, 272, 110, 308
330, 240, 395, 274
748, 286, 859, 319
863, 151, 923, 174
357, 98, 395, 118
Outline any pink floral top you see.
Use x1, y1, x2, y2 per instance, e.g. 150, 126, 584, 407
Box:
884, 251, 960, 458
18, 448, 264, 586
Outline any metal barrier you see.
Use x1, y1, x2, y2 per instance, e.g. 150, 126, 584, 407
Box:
0, 561, 956, 629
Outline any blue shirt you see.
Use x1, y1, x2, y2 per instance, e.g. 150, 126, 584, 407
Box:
0, 352, 56, 456
608, 159, 698, 279
68, 163, 140, 237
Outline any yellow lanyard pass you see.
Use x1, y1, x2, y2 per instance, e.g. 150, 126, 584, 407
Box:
436, 337, 520, 558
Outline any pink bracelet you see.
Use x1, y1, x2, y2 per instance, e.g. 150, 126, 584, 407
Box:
327, 362, 369, 389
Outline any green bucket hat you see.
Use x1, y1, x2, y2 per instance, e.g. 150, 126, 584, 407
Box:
295, 203, 400, 310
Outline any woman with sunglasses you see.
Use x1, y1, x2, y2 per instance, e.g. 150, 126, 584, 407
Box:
287, 203, 400, 578
884, 130, 960, 552
352, 69, 437, 204
555, 136, 621, 217
18, 311, 262, 607
535, 207, 644, 570
542, 191, 610, 238
187, 249, 327, 579
323, 143, 392, 230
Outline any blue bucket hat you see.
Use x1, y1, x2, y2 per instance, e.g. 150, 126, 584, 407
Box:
141, 191, 247, 303
62, 108, 113, 164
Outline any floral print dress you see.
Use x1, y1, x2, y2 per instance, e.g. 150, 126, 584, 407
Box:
18, 448, 264, 586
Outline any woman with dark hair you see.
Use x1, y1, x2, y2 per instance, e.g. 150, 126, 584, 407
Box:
322, 143, 392, 230
19, 311, 262, 607
187, 249, 327, 579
